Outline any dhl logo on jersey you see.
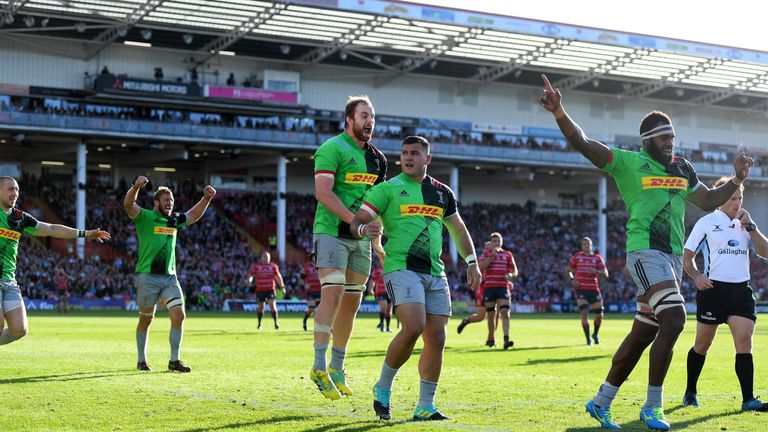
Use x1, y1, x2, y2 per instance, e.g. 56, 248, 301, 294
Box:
400, 205, 444, 217
153, 226, 177, 236
641, 176, 688, 190
0, 228, 21, 241
345, 172, 378, 185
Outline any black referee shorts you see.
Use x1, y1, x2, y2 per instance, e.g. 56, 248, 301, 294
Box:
696, 280, 756, 325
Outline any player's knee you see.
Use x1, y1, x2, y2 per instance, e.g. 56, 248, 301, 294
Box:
485, 306, 497, 312
592, 307, 604, 315
694, 340, 713, 355
424, 327, 447, 348
9, 326, 27, 339
578, 303, 589, 311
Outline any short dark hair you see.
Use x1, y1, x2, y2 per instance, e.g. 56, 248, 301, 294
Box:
344, 95, 372, 126
153, 186, 173, 201
402, 135, 430, 153
639, 111, 672, 137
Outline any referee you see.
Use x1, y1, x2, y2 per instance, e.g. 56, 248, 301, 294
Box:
682, 176, 768, 411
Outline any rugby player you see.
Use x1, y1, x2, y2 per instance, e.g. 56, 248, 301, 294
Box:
540, 74, 753, 430
248, 251, 285, 330
0, 176, 109, 347
300, 256, 322, 331
310, 96, 388, 400
351, 135, 482, 421
478, 232, 517, 349
567, 237, 608, 345
124, 175, 216, 372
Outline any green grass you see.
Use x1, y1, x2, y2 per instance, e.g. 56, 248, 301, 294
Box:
2, 311, 768, 431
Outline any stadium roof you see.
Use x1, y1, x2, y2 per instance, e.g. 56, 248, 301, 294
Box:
3, 0, 768, 111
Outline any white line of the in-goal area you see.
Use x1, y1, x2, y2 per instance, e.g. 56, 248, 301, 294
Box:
159, 390, 509, 432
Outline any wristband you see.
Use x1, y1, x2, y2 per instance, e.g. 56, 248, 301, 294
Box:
77, 230, 86, 238
357, 223, 367, 239
465, 254, 477, 266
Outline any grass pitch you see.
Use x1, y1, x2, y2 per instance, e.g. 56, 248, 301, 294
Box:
2, 311, 768, 431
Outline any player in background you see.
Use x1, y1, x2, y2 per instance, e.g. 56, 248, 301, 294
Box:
0, 176, 110, 347
248, 251, 285, 330
369, 259, 392, 332
566, 237, 609, 346
124, 175, 215, 372
351, 136, 482, 421
310, 95, 387, 400
301, 256, 322, 331
682, 177, 768, 411
457, 241, 491, 343
478, 233, 517, 349
540, 74, 753, 430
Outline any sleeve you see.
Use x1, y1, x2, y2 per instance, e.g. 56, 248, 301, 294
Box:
273, 263, 282, 278
314, 143, 339, 179
360, 183, 390, 217
684, 217, 707, 253
683, 158, 701, 192
568, 254, 577, 269
507, 252, 517, 273
248, 265, 258, 276
596, 254, 606, 270
133, 208, 149, 223
172, 212, 188, 229
375, 152, 388, 185
21, 210, 39, 235
600, 147, 625, 176
443, 185, 458, 218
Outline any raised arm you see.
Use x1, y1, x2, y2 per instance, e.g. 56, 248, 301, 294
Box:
539, 74, 613, 168
123, 175, 148, 219
33, 222, 110, 243
443, 213, 482, 291
185, 185, 217, 226
687, 154, 753, 211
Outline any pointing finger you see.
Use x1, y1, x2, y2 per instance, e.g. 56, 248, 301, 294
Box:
541, 74, 553, 91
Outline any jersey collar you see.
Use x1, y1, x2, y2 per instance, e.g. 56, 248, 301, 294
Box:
714, 208, 737, 223
638, 149, 665, 169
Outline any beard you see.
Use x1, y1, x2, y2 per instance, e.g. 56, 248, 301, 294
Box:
352, 122, 371, 143
645, 143, 673, 165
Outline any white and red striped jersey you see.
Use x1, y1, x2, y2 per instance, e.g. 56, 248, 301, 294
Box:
568, 252, 605, 291
249, 262, 281, 292
480, 249, 517, 290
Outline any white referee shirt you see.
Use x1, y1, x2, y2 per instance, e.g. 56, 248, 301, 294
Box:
684, 209, 752, 283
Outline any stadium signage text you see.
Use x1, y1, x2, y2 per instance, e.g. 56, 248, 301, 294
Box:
641, 176, 688, 190
399, 205, 444, 217
205, 85, 298, 104
0, 228, 21, 241
94, 75, 202, 97
344, 173, 378, 185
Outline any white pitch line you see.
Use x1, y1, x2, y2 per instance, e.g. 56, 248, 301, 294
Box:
159, 390, 510, 432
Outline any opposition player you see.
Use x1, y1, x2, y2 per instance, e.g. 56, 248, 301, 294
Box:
540, 74, 753, 430
0, 176, 109, 347
310, 95, 388, 400
350, 136, 482, 421
478, 233, 517, 350
457, 242, 490, 342
124, 175, 216, 372
682, 177, 768, 411
566, 237, 608, 346
301, 257, 322, 331
369, 260, 392, 332
248, 251, 285, 330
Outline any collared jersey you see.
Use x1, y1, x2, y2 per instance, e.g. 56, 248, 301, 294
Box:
300, 262, 321, 294
361, 173, 457, 276
480, 249, 516, 290
250, 262, 281, 292
133, 208, 187, 275
0, 208, 39, 281
602, 148, 700, 255
313, 132, 387, 239
684, 209, 752, 283
568, 251, 606, 291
